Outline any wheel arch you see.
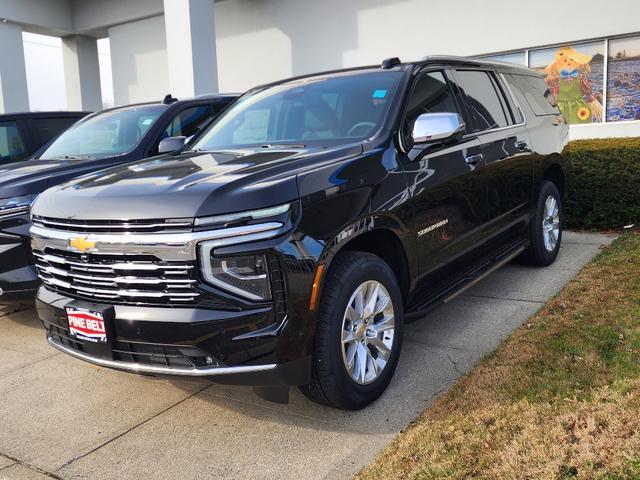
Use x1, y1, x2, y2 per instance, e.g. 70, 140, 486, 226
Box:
320, 219, 412, 307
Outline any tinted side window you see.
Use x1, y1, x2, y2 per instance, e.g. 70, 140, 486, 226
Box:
513, 74, 561, 116
0, 121, 27, 163
33, 117, 79, 144
499, 74, 525, 124
164, 105, 215, 138
406, 71, 458, 121
451, 70, 509, 132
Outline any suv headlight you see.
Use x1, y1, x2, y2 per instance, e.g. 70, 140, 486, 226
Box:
197, 202, 296, 301
201, 254, 271, 301
0, 194, 38, 220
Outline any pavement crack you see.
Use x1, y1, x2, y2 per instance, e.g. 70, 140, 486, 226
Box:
447, 353, 465, 376
55, 383, 211, 473
462, 293, 544, 304
0, 452, 63, 479
0, 353, 61, 378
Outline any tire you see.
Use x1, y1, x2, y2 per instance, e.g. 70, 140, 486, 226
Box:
520, 180, 563, 266
300, 252, 403, 410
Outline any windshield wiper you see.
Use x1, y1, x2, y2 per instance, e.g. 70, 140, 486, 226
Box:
260, 143, 306, 149
49, 154, 92, 160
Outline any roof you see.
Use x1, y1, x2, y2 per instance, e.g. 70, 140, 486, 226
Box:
89, 93, 241, 116
250, 55, 541, 92
0, 111, 90, 119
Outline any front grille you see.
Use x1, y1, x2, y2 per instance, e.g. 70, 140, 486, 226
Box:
32, 215, 194, 233
34, 248, 200, 304
47, 323, 215, 368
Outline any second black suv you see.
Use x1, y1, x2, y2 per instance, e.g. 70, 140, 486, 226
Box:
32, 57, 568, 409
0, 94, 237, 302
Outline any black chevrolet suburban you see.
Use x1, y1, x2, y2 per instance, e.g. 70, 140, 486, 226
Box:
31, 57, 568, 409
0, 94, 237, 302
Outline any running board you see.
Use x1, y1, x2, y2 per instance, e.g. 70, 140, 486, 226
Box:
405, 239, 529, 320
442, 242, 528, 304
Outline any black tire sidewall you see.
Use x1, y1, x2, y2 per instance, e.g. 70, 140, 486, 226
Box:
316, 253, 403, 409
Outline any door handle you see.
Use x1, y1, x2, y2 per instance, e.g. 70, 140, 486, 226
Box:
515, 140, 528, 151
465, 153, 483, 166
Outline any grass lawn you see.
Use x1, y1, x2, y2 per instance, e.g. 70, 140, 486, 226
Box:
357, 232, 640, 480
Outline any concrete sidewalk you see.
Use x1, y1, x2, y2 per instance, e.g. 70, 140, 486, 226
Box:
0, 232, 615, 480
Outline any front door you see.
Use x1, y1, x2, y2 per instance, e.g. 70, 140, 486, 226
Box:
399, 69, 488, 300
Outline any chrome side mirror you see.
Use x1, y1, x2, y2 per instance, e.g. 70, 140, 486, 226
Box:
412, 113, 466, 144
158, 136, 187, 154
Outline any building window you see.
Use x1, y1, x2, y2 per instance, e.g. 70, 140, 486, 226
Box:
481, 51, 527, 66
529, 41, 605, 124
607, 35, 640, 122
478, 34, 640, 126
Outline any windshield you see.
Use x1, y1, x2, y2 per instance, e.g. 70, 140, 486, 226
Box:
192, 72, 402, 150
39, 105, 166, 159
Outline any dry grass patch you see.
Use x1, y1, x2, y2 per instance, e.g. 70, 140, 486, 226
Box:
357, 232, 640, 480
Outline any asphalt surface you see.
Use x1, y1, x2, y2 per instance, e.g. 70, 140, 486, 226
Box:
0, 231, 616, 480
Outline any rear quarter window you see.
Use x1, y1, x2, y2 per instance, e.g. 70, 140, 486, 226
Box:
512, 74, 561, 116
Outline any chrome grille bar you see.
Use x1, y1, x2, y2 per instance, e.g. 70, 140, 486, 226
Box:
32, 216, 193, 232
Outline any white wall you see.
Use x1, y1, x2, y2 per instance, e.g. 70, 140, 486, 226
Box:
213, 0, 640, 91
23, 32, 66, 110
108, 15, 169, 105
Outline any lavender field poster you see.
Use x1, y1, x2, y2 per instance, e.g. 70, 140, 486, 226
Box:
607, 36, 640, 122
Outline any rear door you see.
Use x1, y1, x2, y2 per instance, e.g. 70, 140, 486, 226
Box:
448, 68, 533, 240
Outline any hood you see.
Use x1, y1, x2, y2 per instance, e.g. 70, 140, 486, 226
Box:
32, 144, 363, 220
0, 156, 122, 199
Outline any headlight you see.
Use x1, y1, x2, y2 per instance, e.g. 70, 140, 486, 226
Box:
197, 202, 296, 301
201, 254, 271, 301
0, 194, 38, 220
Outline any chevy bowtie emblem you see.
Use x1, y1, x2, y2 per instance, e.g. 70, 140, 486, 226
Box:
69, 236, 96, 253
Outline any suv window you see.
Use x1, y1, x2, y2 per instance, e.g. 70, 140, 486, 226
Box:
403, 70, 460, 143
164, 105, 215, 138
513, 74, 561, 116
193, 72, 401, 149
40, 105, 166, 159
451, 70, 510, 132
0, 121, 27, 163
406, 71, 459, 120
32, 117, 79, 144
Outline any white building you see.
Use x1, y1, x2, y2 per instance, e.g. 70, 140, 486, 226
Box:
0, 0, 639, 139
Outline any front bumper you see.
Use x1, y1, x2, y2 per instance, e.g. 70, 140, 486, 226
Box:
0, 215, 39, 303
36, 287, 311, 386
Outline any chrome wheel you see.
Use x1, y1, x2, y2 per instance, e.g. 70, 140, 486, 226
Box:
542, 194, 560, 252
341, 280, 395, 385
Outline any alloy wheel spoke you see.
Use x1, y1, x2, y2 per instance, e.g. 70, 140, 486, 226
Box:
373, 314, 394, 333
356, 342, 368, 383
368, 336, 391, 361
363, 283, 380, 318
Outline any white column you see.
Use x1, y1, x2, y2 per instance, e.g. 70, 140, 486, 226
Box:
62, 35, 103, 111
0, 22, 29, 113
163, 0, 219, 97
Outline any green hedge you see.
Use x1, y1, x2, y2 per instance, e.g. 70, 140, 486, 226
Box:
564, 137, 640, 230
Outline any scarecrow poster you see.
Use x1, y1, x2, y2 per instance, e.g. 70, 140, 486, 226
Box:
530, 42, 605, 124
